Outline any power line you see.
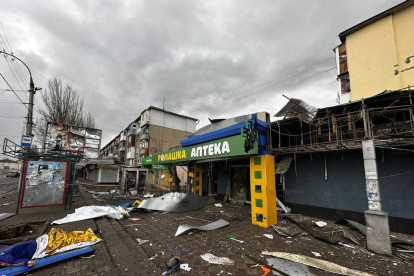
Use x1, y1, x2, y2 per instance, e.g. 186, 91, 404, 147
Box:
14, 49, 134, 113
0, 21, 30, 102
187, 56, 334, 113
188, 42, 338, 104
0, 73, 29, 111
0, 115, 26, 118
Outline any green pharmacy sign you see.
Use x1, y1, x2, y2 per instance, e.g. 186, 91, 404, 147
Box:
152, 134, 257, 164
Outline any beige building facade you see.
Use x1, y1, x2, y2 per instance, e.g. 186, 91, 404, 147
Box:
336, 1, 414, 103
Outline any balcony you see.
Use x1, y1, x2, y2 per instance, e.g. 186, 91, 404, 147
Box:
120, 146, 125, 152
120, 134, 126, 141
127, 151, 135, 159
139, 148, 149, 155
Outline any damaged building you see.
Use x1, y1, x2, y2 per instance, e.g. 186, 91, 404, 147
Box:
272, 88, 414, 234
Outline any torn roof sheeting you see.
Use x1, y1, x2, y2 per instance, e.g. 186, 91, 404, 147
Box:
275, 98, 318, 123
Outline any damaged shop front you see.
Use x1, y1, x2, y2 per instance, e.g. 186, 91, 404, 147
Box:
145, 112, 279, 227
271, 88, 414, 235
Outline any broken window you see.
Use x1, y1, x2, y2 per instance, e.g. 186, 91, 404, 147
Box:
338, 43, 348, 75
340, 76, 351, 94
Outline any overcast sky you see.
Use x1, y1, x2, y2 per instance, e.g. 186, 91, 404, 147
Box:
0, 0, 404, 156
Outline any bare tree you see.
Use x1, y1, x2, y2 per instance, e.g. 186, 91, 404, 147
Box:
34, 77, 96, 145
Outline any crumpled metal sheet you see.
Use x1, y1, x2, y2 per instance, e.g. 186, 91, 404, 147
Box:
336, 219, 367, 235
262, 252, 376, 276
266, 257, 315, 276
175, 219, 229, 237
138, 192, 205, 213
52, 206, 126, 225
276, 157, 293, 175
275, 98, 318, 123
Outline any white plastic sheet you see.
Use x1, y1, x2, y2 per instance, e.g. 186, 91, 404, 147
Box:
52, 206, 126, 225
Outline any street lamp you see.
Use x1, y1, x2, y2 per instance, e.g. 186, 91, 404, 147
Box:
0, 50, 41, 137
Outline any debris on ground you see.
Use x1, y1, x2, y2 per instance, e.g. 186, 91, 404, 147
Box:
136, 238, 149, 245
263, 234, 273, 239
262, 251, 377, 276
314, 221, 327, 228
175, 219, 229, 237
200, 253, 234, 265
52, 206, 129, 224
139, 192, 205, 213
166, 256, 180, 268
261, 265, 272, 276
272, 225, 305, 238
143, 193, 155, 198
305, 249, 321, 257
276, 198, 291, 213
226, 235, 245, 243
215, 203, 223, 207
180, 263, 191, 271
129, 217, 142, 221
266, 257, 315, 276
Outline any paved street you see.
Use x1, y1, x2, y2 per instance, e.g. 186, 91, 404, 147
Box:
0, 174, 18, 195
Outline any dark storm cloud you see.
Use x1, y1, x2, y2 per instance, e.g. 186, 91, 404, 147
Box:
0, 0, 404, 150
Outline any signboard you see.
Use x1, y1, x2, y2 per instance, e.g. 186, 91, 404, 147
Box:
45, 123, 102, 159
152, 135, 257, 165
20, 159, 69, 208
142, 156, 152, 165
152, 164, 168, 170
21, 135, 33, 147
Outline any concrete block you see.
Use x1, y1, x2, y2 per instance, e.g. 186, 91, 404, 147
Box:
364, 210, 392, 256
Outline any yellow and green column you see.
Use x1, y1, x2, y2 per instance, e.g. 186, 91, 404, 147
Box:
193, 163, 202, 196
250, 155, 277, 227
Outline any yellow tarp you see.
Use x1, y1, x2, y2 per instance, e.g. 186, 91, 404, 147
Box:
46, 228, 100, 255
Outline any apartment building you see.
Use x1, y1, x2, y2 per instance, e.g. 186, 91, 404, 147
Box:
335, 0, 414, 103
101, 106, 197, 167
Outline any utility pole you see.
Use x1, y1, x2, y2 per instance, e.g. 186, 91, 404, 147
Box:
0, 51, 40, 137
26, 76, 35, 136
361, 101, 392, 256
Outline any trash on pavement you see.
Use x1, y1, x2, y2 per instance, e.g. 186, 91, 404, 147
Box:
180, 263, 191, 271
261, 265, 272, 276
336, 219, 367, 235
200, 253, 234, 265
139, 192, 205, 213
143, 193, 155, 198
266, 257, 315, 276
133, 200, 142, 206
129, 217, 142, 221
272, 225, 304, 238
341, 227, 362, 246
171, 243, 181, 255
261, 251, 376, 276
305, 249, 321, 257
136, 238, 149, 245
314, 221, 327, 228
52, 206, 128, 224
215, 203, 223, 207
284, 216, 341, 245
276, 198, 291, 213
32, 228, 101, 259
108, 189, 120, 195
175, 219, 230, 237
166, 256, 180, 268
244, 255, 290, 276
263, 234, 273, 239
0, 247, 93, 276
